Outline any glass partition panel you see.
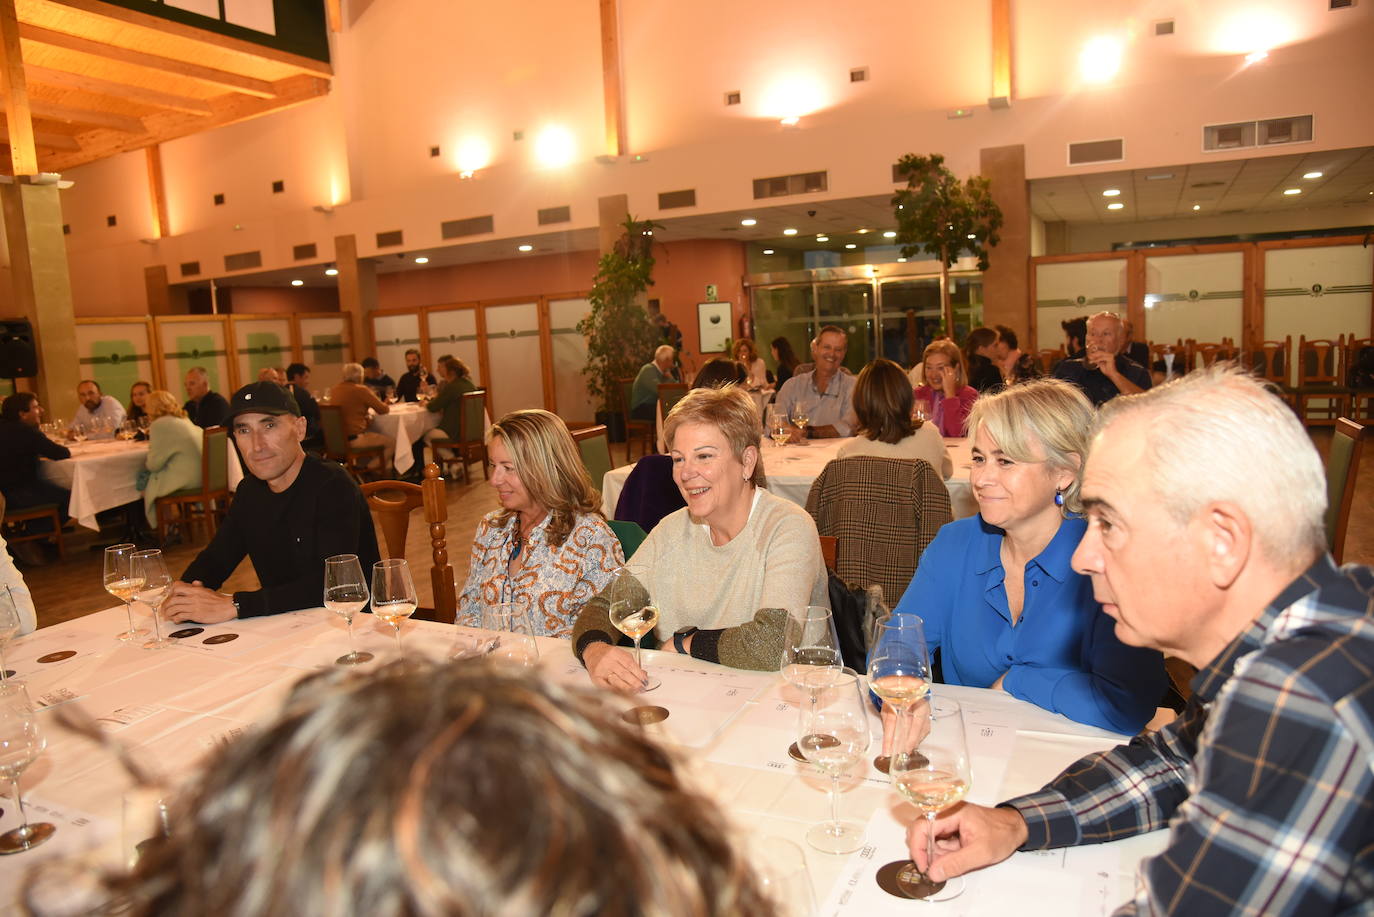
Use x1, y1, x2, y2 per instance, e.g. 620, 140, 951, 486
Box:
1143, 252, 1243, 368
1265, 245, 1373, 385
1035, 259, 1127, 352
298, 314, 350, 373
948, 275, 985, 343
371, 313, 422, 383
752, 285, 816, 379
877, 278, 942, 368
426, 307, 483, 387
547, 298, 594, 423
483, 302, 543, 417
231, 317, 294, 384
155, 318, 232, 397
75, 321, 155, 409
816, 281, 874, 374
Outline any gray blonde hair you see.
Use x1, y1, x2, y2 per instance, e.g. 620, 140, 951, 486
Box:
103, 661, 771, 916
663, 385, 766, 488
966, 378, 1094, 513
486, 409, 601, 548
342, 362, 364, 384
1096, 365, 1326, 565
144, 390, 185, 421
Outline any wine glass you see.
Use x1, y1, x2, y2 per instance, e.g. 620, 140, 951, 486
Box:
913, 397, 932, 426
867, 614, 933, 774
886, 697, 971, 901
797, 668, 870, 854
481, 602, 540, 669
325, 555, 374, 666
104, 543, 145, 642
0, 587, 21, 682
609, 598, 661, 692
136, 416, 151, 435
122, 787, 171, 869
70, 422, 87, 444
769, 414, 790, 448
0, 683, 56, 854
130, 549, 173, 651
750, 835, 816, 917
371, 559, 417, 659
779, 606, 842, 762
791, 402, 811, 439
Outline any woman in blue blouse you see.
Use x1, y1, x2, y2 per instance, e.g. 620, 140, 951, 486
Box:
887, 379, 1164, 734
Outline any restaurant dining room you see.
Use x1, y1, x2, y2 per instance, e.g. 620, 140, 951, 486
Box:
0, 0, 1372, 913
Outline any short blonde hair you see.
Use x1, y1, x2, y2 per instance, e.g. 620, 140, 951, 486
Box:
342, 362, 364, 384
144, 390, 185, 421
663, 386, 766, 488
922, 339, 967, 389
965, 378, 1094, 513
487, 410, 601, 548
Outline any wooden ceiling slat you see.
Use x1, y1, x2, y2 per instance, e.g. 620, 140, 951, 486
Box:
0, 0, 36, 173
0, 119, 76, 150
26, 63, 212, 114
29, 96, 140, 132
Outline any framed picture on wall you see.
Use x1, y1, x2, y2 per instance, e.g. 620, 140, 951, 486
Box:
697, 301, 732, 354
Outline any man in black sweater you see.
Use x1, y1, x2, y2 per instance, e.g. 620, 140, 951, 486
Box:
161, 381, 379, 623
0, 392, 71, 532
183, 367, 231, 429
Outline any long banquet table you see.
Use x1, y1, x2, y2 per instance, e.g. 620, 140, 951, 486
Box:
0, 605, 1165, 914
367, 402, 441, 474
602, 436, 977, 521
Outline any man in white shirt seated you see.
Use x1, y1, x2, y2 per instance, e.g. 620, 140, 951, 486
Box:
772, 324, 858, 440
69, 379, 126, 437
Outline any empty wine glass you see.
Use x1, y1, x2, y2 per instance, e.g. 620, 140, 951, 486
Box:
326, 554, 374, 666
797, 668, 870, 854
0, 683, 56, 854
867, 614, 933, 774
0, 587, 20, 682
104, 543, 144, 642
130, 549, 173, 651
780, 606, 842, 762
121, 787, 171, 869
371, 559, 417, 659
886, 697, 971, 901
481, 602, 540, 669
70, 422, 87, 444
750, 835, 817, 917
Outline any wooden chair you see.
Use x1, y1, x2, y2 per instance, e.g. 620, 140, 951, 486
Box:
2, 504, 64, 559
617, 378, 655, 464
430, 390, 489, 484
1034, 347, 1063, 375
657, 382, 689, 418
360, 463, 456, 624
1147, 339, 1187, 378
1193, 339, 1239, 368
1246, 336, 1295, 405
1294, 334, 1349, 426
155, 425, 232, 545
819, 534, 837, 571
571, 424, 614, 493
608, 519, 648, 561
319, 404, 387, 483
1344, 337, 1374, 422
1326, 418, 1369, 564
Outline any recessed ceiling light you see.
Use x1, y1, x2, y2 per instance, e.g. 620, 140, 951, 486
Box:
1302, 171, 1322, 179
762, 249, 775, 255
1107, 202, 1124, 210
1102, 188, 1121, 197
882, 230, 896, 238
844, 243, 857, 249
1144, 172, 1174, 181
897, 257, 907, 262
783, 228, 798, 236
816, 235, 829, 242
856, 228, 870, 234
1283, 188, 1301, 196
414, 256, 429, 264
518, 244, 534, 251
324, 267, 339, 276
966, 233, 976, 240
1192, 204, 1201, 211
291, 279, 303, 286
740, 218, 757, 226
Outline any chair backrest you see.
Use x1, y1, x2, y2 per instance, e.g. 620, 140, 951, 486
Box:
612, 453, 685, 531
1346, 338, 1374, 389
1248, 336, 1291, 387
608, 519, 649, 560
1327, 417, 1369, 564
1193, 341, 1235, 369
361, 478, 424, 559
1298, 335, 1344, 386
318, 404, 350, 455
360, 463, 455, 624
573, 424, 614, 490
460, 390, 488, 445
616, 378, 636, 420
1035, 348, 1062, 375
204, 426, 229, 492
819, 534, 837, 571
658, 382, 689, 417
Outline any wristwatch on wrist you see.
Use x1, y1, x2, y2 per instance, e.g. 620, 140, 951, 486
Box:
673, 626, 698, 654
226, 594, 240, 617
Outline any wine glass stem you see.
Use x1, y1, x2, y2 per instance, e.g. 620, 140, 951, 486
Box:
347, 618, 357, 655
632, 635, 643, 671
829, 772, 842, 834
394, 625, 404, 658
11, 777, 28, 836
124, 598, 135, 633
926, 811, 937, 877
150, 600, 163, 641
891, 702, 909, 759
0, 643, 7, 682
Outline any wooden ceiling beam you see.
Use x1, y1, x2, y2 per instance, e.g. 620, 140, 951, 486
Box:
25, 63, 213, 115
0, 0, 35, 173
0, 120, 77, 150
19, 23, 276, 98
29, 97, 143, 132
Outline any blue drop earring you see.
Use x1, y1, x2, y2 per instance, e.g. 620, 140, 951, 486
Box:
1054, 489, 1065, 507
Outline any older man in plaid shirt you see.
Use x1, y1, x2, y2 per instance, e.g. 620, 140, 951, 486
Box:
909, 366, 1374, 915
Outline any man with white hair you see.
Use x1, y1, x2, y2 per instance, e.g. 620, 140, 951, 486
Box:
1052, 312, 1150, 406
183, 367, 230, 429
630, 344, 679, 421
907, 367, 1374, 915
327, 362, 391, 470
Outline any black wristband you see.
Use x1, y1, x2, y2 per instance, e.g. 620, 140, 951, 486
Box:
672, 626, 698, 654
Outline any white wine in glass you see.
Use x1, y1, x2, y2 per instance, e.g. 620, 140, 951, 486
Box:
867, 614, 933, 774
885, 697, 970, 901
130, 549, 173, 651
798, 668, 870, 854
0, 684, 56, 854
325, 554, 373, 666
104, 543, 145, 642
609, 601, 661, 691
371, 558, 417, 659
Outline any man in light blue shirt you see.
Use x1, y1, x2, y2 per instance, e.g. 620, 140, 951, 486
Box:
70, 379, 126, 437
772, 325, 857, 439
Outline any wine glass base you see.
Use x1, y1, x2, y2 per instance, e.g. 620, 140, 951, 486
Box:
791, 734, 839, 764
142, 637, 172, 651
640, 674, 661, 692
872, 751, 927, 774
115, 629, 144, 642
0, 821, 56, 855
806, 819, 866, 855
621, 705, 670, 726
875, 860, 963, 901
336, 651, 374, 666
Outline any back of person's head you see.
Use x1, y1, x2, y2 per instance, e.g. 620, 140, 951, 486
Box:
361, 357, 379, 370
286, 363, 309, 382
963, 327, 998, 361
342, 362, 364, 384
966, 378, 1094, 513
144, 390, 185, 421
449, 357, 471, 379
994, 325, 1018, 351
771, 336, 799, 368
105, 662, 769, 916
664, 386, 766, 488
487, 409, 599, 546
1061, 315, 1088, 349
692, 359, 747, 390
1097, 365, 1326, 565
853, 358, 915, 445
1, 392, 36, 422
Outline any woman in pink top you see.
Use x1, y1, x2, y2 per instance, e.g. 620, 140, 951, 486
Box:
912, 339, 978, 436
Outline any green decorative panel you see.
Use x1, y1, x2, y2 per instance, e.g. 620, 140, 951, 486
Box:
245, 332, 289, 377
309, 333, 345, 366
87, 339, 142, 401
173, 335, 224, 393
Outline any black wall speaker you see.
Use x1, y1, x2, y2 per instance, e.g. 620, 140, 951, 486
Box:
0, 319, 37, 378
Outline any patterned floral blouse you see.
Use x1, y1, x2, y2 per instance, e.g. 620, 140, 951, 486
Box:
457, 510, 625, 637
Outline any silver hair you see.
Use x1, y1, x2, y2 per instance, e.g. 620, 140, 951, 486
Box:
342, 362, 364, 383
966, 378, 1094, 513
185, 366, 209, 380
654, 344, 675, 361
1096, 365, 1326, 564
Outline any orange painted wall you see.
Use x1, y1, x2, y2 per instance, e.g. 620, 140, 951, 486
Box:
649, 238, 748, 374
227, 287, 340, 314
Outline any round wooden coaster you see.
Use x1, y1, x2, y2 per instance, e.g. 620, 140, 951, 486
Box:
203, 633, 239, 645
169, 628, 204, 639
36, 651, 76, 664
621, 705, 669, 726
1, 670, 14, 679
875, 860, 945, 900
872, 751, 927, 774
789, 733, 840, 763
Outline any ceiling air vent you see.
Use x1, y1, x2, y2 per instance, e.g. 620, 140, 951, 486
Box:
375, 230, 404, 248
537, 205, 571, 225
440, 215, 494, 239
224, 251, 262, 272
752, 171, 828, 199
1203, 121, 1255, 151
1067, 138, 1124, 165
1203, 115, 1311, 152
1330, 0, 1353, 9
724, 91, 741, 106
1259, 115, 1313, 145
658, 189, 697, 209
850, 67, 869, 82
1153, 19, 1175, 35
293, 243, 317, 260
180, 261, 201, 277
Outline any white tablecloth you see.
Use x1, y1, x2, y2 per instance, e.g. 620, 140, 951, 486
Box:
603, 436, 976, 520
367, 403, 441, 474
0, 606, 1164, 913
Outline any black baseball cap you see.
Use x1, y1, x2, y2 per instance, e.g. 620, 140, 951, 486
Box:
227, 381, 302, 422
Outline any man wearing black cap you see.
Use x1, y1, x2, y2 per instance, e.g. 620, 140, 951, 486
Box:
161, 381, 380, 623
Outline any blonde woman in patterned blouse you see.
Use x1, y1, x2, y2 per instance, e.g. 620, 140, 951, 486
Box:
457, 409, 624, 637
